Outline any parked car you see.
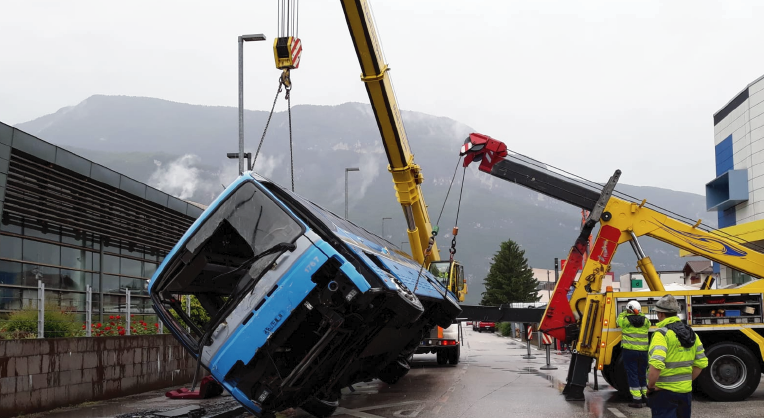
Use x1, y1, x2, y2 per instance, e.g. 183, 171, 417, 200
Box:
476, 321, 495, 333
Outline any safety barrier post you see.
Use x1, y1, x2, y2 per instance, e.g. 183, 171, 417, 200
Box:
540, 333, 557, 370
86, 285, 92, 337
522, 325, 536, 359
125, 288, 131, 335
37, 279, 45, 338
186, 295, 191, 332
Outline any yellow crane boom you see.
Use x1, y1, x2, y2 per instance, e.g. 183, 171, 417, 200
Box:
339, 0, 440, 265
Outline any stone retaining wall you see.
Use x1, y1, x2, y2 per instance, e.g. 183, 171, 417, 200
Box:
0, 335, 198, 416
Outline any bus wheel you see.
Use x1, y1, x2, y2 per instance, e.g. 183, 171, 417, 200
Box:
301, 391, 340, 418
698, 342, 760, 402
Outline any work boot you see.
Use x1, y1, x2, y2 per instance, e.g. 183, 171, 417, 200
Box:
628, 401, 644, 409
641, 395, 648, 404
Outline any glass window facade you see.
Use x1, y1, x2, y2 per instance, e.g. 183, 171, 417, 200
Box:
0, 132, 199, 334
0, 212, 169, 323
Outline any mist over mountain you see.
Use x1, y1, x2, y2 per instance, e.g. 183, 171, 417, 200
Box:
16, 95, 715, 304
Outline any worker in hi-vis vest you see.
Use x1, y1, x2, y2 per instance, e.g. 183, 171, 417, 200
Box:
646, 294, 708, 418
616, 300, 651, 408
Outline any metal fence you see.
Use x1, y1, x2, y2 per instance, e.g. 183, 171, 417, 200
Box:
0, 280, 185, 339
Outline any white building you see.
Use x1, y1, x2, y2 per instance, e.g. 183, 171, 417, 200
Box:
619, 271, 685, 292
707, 74, 764, 286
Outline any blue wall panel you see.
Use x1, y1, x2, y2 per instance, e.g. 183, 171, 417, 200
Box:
715, 135, 734, 177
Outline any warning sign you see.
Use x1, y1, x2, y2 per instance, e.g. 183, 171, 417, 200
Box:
589, 225, 621, 265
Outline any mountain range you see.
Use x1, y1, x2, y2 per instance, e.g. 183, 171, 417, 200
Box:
15, 95, 715, 305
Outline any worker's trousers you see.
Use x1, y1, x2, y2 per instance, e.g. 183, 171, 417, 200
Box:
622, 348, 648, 401
648, 390, 692, 418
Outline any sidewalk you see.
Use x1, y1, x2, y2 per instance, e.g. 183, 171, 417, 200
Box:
26, 385, 254, 418
503, 334, 614, 393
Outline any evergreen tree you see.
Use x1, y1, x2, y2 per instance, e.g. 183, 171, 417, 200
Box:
480, 239, 540, 306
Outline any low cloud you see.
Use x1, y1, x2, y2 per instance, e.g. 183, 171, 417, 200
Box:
148, 155, 202, 200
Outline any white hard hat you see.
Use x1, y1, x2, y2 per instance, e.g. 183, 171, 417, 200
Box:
627, 300, 641, 314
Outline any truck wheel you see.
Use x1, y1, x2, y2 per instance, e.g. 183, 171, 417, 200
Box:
436, 351, 447, 365
378, 358, 411, 385
300, 392, 340, 418
698, 342, 760, 401
601, 352, 631, 400
447, 346, 460, 365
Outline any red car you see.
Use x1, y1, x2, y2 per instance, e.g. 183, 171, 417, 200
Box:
475, 321, 495, 333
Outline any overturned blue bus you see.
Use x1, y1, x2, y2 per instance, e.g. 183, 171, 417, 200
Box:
149, 173, 461, 417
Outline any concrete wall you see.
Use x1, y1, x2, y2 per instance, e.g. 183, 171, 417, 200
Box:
0, 335, 198, 417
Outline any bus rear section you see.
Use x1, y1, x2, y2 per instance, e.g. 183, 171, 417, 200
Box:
149, 174, 460, 416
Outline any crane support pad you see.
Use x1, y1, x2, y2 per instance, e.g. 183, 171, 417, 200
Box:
459, 304, 545, 323
490, 159, 600, 211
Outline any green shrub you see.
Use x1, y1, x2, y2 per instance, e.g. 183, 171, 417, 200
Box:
168, 295, 210, 330
497, 322, 513, 337
0, 304, 79, 339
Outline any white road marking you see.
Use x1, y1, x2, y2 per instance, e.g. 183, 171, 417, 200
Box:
392, 403, 426, 417
353, 400, 423, 412
431, 405, 442, 414
336, 407, 385, 418
608, 407, 627, 418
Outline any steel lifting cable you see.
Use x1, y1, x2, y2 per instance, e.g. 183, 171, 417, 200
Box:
286, 84, 295, 192
414, 155, 463, 293
449, 167, 468, 261
253, 78, 284, 169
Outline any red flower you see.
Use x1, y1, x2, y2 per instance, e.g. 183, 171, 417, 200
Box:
118, 326, 123, 330
116, 315, 121, 319
109, 315, 114, 320
96, 323, 102, 328
154, 323, 159, 328
130, 315, 134, 318
81, 325, 86, 329
119, 329, 125, 335
110, 322, 115, 326
105, 326, 111, 330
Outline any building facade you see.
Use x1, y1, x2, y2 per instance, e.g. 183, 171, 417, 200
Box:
618, 271, 685, 292
708, 74, 764, 285
0, 122, 202, 324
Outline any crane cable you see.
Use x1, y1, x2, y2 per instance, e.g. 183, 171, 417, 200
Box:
413, 155, 464, 297
253, 0, 299, 191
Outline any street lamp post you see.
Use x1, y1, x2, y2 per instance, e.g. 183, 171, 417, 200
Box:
345, 167, 360, 219
238, 33, 267, 175
381, 217, 392, 238
227, 152, 252, 172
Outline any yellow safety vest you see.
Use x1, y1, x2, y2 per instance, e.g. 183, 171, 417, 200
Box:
648, 316, 708, 393
616, 311, 650, 351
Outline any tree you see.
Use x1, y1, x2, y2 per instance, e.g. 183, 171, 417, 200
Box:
480, 239, 540, 306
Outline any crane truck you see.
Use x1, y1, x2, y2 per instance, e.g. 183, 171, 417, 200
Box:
461, 132, 764, 402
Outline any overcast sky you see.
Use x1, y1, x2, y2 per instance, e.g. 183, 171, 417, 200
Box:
2, 1, 764, 194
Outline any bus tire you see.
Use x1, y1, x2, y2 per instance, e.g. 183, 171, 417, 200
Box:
698, 342, 760, 402
378, 357, 411, 385
301, 392, 340, 418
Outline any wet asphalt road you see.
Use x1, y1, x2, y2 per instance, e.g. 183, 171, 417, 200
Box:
31, 327, 764, 418
296, 327, 764, 418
